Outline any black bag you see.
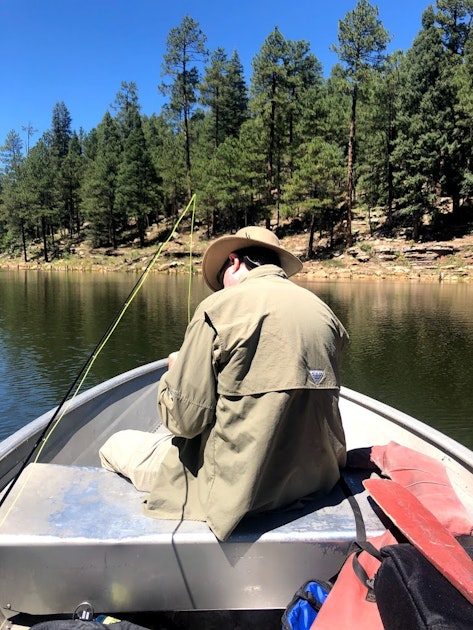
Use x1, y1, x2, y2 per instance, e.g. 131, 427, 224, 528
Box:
374, 543, 473, 630
30, 620, 149, 630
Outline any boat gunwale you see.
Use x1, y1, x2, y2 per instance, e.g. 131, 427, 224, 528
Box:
0, 359, 168, 458
1, 361, 471, 485
340, 385, 473, 473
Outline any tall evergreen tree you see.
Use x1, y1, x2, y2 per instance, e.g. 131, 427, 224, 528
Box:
250, 28, 321, 223
282, 137, 345, 255
81, 112, 122, 247
332, 0, 391, 244
436, 0, 473, 54
392, 7, 445, 239
1, 130, 23, 174
112, 81, 141, 138
51, 101, 72, 160
160, 15, 207, 200
222, 51, 249, 138
0, 131, 28, 259
200, 48, 228, 149
284, 39, 322, 155
200, 48, 248, 147
357, 51, 403, 229
60, 132, 84, 239
250, 27, 290, 218
22, 135, 58, 262
116, 107, 158, 247
455, 28, 473, 199
50, 101, 76, 236
143, 113, 186, 217
434, 0, 473, 215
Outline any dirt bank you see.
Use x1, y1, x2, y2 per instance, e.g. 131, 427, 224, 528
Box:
1, 229, 473, 283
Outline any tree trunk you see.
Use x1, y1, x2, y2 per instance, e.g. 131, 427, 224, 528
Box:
346, 84, 358, 246
41, 215, 49, 263
21, 218, 28, 263
307, 213, 317, 258
267, 77, 276, 205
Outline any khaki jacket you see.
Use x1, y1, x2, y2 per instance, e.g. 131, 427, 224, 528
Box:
143, 266, 348, 540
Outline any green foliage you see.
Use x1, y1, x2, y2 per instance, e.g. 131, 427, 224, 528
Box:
81, 112, 122, 247
1, 5, 473, 259
331, 0, 392, 80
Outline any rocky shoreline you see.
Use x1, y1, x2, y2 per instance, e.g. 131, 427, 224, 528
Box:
1, 232, 473, 282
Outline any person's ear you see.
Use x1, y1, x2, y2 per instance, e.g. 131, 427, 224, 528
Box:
229, 253, 241, 271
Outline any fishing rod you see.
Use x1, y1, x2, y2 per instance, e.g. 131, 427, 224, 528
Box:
0, 195, 197, 511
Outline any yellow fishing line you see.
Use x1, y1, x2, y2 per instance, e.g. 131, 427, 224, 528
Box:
187, 195, 196, 323
0, 195, 197, 529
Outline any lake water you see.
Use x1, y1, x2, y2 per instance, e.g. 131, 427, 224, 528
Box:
1, 269, 472, 449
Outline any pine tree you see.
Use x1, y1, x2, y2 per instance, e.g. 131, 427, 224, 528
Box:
434, 0, 473, 215
357, 51, 403, 229
250, 28, 322, 223
282, 137, 345, 255
332, 0, 391, 244
59, 132, 84, 239
392, 6, 453, 238
112, 81, 141, 139
50, 101, 77, 237
160, 15, 207, 200
0, 131, 28, 259
200, 48, 248, 147
221, 51, 249, 138
143, 113, 186, 217
455, 29, 473, 200
250, 27, 290, 217
116, 107, 158, 247
51, 101, 72, 160
200, 48, 228, 149
22, 136, 58, 262
81, 112, 122, 248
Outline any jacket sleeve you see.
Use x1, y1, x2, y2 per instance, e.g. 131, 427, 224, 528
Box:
157, 309, 218, 439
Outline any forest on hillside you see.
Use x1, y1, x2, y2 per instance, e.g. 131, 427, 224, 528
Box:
1, 0, 473, 263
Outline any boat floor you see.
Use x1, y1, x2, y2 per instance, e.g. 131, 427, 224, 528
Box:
0, 458, 386, 626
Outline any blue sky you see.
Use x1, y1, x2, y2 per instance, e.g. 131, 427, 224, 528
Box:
1, 0, 430, 149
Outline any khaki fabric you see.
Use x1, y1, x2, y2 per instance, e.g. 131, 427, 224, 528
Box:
142, 266, 349, 540
99, 427, 173, 492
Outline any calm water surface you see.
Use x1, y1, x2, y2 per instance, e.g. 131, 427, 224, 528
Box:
1, 270, 472, 449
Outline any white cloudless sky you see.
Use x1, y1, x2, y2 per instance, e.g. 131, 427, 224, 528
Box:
0, 0, 429, 148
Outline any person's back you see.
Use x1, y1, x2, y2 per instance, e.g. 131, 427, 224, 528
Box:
100, 226, 348, 541
145, 263, 348, 540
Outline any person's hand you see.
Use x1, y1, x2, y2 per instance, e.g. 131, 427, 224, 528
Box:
168, 351, 179, 370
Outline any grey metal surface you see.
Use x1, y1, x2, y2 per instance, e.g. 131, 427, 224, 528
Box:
0, 462, 383, 615
1, 360, 472, 618
0, 360, 168, 491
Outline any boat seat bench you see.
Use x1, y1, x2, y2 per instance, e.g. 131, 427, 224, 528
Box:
0, 462, 385, 616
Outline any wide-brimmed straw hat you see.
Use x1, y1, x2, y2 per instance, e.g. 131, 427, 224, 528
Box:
202, 226, 303, 291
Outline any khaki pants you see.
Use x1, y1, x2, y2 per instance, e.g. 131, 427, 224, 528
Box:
99, 425, 174, 492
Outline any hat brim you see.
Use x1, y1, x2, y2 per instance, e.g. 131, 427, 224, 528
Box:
202, 235, 303, 291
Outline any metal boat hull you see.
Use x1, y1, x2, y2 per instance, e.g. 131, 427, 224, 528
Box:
0, 360, 472, 620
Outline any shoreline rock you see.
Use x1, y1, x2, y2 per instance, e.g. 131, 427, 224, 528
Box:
1, 233, 472, 282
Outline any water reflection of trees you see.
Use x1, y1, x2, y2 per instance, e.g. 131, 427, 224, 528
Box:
300, 280, 473, 449
2, 273, 472, 448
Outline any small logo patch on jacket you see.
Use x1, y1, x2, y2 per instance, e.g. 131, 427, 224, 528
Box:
309, 369, 325, 385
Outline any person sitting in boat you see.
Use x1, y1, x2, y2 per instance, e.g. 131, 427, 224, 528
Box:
99, 226, 348, 541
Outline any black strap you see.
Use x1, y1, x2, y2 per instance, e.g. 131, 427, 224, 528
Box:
338, 472, 367, 542
338, 472, 384, 603
351, 540, 383, 602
